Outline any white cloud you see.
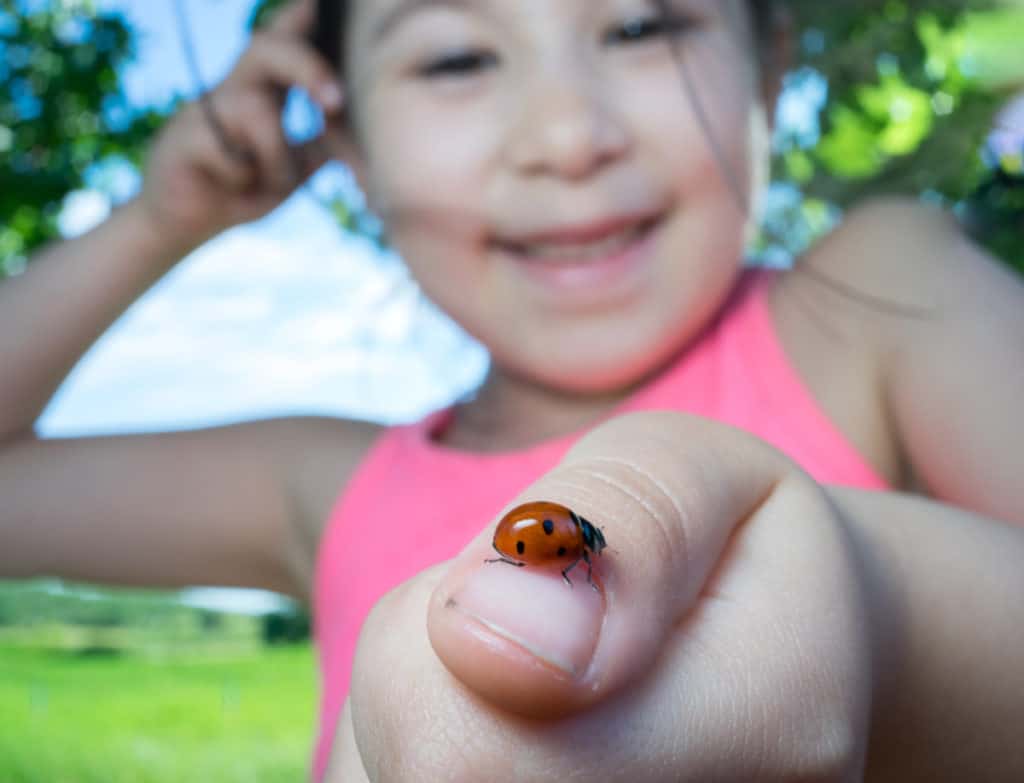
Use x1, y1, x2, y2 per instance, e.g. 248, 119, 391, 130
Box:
59, 190, 112, 237
40, 197, 487, 436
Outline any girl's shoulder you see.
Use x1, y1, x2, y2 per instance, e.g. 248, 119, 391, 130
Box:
769, 196, 1024, 511
782, 195, 969, 301
774, 193, 1006, 355
771, 195, 967, 344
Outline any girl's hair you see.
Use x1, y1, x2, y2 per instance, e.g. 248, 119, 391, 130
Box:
314, 0, 781, 75
749, 1, 780, 56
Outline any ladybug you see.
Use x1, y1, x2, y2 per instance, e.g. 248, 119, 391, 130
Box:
486, 501, 607, 588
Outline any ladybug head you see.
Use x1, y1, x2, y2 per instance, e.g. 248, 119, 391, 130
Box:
579, 517, 607, 555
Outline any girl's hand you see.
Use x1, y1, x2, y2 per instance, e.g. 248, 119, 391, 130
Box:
136, 0, 343, 254
329, 412, 875, 782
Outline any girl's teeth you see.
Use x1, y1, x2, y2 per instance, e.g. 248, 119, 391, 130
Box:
519, 227, 640, 261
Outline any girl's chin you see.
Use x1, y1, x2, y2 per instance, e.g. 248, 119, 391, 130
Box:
498, 333, 683, 397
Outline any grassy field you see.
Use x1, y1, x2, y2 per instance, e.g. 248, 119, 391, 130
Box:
0, 642, 317, 782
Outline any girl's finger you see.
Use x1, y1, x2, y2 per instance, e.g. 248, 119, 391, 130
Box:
265, 0, 315, 36
426, 411, 837, 717
182, 103, 258, 190
227, 92, 297, 194
231, 30, 343, 114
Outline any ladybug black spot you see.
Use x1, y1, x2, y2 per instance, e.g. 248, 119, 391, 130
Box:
516, 540, 525, 555
557, 546, 567, 557
542, 519, 554, 535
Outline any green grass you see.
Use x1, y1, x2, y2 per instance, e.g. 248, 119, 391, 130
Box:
0, 643, 317, 782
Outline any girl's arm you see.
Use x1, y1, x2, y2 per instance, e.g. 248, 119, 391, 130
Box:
0, 2, 364, 599
0, 200, 195, 444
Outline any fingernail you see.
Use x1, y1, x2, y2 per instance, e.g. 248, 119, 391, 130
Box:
447, 564, 604, 677
318, 82, 344, 110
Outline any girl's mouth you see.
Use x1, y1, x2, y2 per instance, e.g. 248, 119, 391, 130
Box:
495, 215, 661, 263
493, 215, 663, 301
498, 218, 657, 263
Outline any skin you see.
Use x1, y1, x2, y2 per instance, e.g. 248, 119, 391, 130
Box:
0, 0, 1022, 779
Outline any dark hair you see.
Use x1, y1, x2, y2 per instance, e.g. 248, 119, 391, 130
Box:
750, 1, 780, 61
313, 0, 344, 74
314, 0, 780, 74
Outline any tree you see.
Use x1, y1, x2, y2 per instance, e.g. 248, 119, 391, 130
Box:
768, 0, 1024, 273
0, 0, 164, 277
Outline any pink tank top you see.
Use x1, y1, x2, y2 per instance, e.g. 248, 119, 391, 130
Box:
310, 269, 888, 779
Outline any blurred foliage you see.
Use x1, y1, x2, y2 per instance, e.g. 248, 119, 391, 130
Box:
0, 581, 247, 639
262, 606, 312, 645
768, 0, 1024, 272
0, 580, 313, 648
2, 0, 1022, 277
0, 0, 164, 276
782, 0, 1004, 199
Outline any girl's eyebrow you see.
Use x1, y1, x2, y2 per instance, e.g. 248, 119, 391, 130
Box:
372, 0, 477, 42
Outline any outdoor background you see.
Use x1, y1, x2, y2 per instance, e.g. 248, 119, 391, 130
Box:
1, 0, 1022, 780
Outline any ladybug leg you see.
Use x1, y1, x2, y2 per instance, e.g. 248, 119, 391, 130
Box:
561, 558, 582, 587
485, 556, 525, 568
583, 550, 600, 593
485, 541, 525, 569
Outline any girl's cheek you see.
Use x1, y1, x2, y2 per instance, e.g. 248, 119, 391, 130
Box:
363, 91, 500, 209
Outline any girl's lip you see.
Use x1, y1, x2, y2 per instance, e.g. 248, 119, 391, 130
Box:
494, 213, 662, 251
495, 216, 663, 301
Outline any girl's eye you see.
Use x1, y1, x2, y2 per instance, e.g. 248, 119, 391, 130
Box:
605, 13, 695, 45
418, 50, 498, 79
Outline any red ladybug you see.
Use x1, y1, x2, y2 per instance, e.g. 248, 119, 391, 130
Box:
487, 501, 607, 588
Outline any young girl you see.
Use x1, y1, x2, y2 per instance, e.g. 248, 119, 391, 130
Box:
2, 0, 1022, 780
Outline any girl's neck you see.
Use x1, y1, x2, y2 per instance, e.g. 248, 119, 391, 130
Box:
439, 367, 635, 453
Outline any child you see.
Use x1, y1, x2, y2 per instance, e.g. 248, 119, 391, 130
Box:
1, 0, 1021, 780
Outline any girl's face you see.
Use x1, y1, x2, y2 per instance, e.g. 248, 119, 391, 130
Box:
340, 0, 770, 393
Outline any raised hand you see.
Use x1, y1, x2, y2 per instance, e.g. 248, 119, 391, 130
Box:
137, 0, 344, 252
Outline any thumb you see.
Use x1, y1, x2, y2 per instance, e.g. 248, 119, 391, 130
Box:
427, 411, 809, 718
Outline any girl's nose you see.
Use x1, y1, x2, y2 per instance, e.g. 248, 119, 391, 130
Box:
505, 68, 629, 182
